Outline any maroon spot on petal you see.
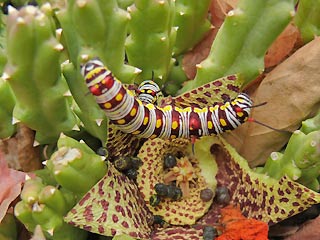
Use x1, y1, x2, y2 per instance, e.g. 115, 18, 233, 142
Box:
111, 228, 117, 236
98, 225, 105, 234
214, 89, 220, 94
287, 181, 295, 190
70, 208, 77, 214
213, 81, 222, 86
109, 181, 114, 188
97, 212, 107, 223
279, 198, 289, 203
277, 189, 285, 196
83, 225, 92, 231
274, 206, 279, 213
79, 193, 91, 206
100, 199, 109, 211
98, 181, 105, 196
115, 190, 121, 203
112, 214, 119, 223
227, 84, 239, 92
122, 221, 129, 228
204, 92, 212, 98
191, 90, 197, 94
292, 202, 300, 207
227, 75, 237, 80
129, 232, 138, 238
84, 205, 93, 222
68, 221, 76, 226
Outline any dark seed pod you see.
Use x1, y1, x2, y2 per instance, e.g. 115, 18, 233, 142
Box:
203, 226, 218, 240
149, 194, 161, 207
172, 187, 183, 201
96, 147, 108, 157
114, 156, 133, 171
215, 186, 230, 205
163, 154, 177, 169
155, 183, 169, 197
200, 188, 214, 202
130, 157, 143, 169
166, 185, 183, 200
125, 168, 138, 180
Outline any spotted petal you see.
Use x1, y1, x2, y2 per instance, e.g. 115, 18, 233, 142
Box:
160, 74, 243, 108
64, 164, 153, 239
207, 137, 320, 225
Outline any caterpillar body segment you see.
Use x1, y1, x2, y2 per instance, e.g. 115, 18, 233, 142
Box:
82, 59, 253, 140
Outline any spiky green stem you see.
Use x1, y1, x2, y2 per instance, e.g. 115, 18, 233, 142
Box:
4, 6, 77, 143
57, 0, 137, 83
173, 0, 211, 55
0, 78, 16, 138
125, 0, 176, 85
46, 134, 108, 196
14, 177, 87, 240
295, 0, 320, 43
180, 0, 295, 92
261, 130, 320, 191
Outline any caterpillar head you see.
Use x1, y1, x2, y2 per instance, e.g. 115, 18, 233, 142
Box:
136, 80, 163, 105
80, 58, 104, 78
232, 93, 253, 123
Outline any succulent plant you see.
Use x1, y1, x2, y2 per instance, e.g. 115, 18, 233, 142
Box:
14, 176, 88, 240
1, 0, 320, 239
46, 134, 108, 197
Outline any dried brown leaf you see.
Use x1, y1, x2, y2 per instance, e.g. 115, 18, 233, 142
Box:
265, 23, 300, 68
284, 216, 320, 240
0, 124, 41, 171
224, 37, 320, 166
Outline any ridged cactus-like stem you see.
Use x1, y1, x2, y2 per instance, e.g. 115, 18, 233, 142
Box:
295, 0, 320, 43
58, 0, 138, 83
0, 78, 16, 138
173, 0, 211, 55
180, 0, 295, 92
62, 62, 108, 145
4, 6, 77, 143
125, 0, 176, 85
46, 134, 108, 196
14, 177, 87, 240
261, 130, 320, 191
301, 111, 320, 134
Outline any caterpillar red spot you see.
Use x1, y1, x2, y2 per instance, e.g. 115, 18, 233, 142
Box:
82, 59, 253, 139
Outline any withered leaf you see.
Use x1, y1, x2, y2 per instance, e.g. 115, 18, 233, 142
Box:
224, 37, 320, 166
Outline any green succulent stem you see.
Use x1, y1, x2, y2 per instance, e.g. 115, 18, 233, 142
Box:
5, 6, 77, 143
62, 62, 108, 145
0, 78, 16, 138
125, 0, 176, 85
295, 0, 320, 43
180, 0, 295, 92
261, 130, 320, 191
46, 134, 108, 196
14, 176, 87, 240
173, 0, 211, 55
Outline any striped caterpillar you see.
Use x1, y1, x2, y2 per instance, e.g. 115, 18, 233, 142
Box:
82, 59, 253, 140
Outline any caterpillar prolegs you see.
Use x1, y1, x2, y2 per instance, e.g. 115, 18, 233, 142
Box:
82, 59, 253, 140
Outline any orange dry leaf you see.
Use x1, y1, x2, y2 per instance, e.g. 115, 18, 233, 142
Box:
265, 23, 300, 68
0, 151, 26, 223
216, 205, 268, 240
